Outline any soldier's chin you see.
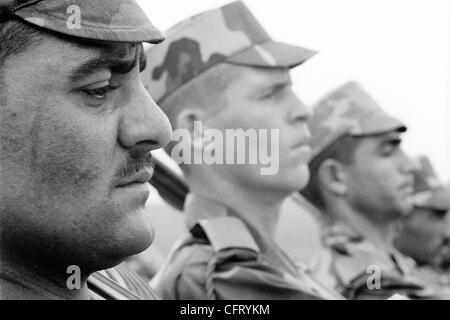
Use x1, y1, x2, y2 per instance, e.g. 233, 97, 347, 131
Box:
109, 215, 155, 261
100, 233, 154, 270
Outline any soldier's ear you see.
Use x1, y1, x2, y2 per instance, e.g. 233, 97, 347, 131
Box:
176, 109, 210, 154
176, 109, 206, 133
318, 159, 348, 196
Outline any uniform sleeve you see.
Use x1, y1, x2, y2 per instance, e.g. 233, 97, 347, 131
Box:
171, 217, 326, 300
153, 243, 212, 300
345, 272, 435, 300
330, 250, 436, 300
311, 245, 436, 300
175, 245, 211, 300
202, 249, 322, 300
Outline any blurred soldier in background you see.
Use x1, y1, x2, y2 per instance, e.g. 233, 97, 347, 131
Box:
126, 244, 166, 283
0, 0, 171, 299
143, 1, 342, 300
394, 156, 450, 297
301, 81, 438, 299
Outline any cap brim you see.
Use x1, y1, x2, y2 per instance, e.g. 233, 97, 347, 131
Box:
13, 0, 165, 44
352, 113, 407, 136
416, 187, 450, 211
226, 40, 317, 69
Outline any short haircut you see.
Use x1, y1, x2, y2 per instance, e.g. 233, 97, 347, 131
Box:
159, 62, 243, 156
159, 62, 243, 128
301, 134, 362, 209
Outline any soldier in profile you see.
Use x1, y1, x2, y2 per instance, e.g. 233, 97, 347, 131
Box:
301, 81, 438, 299
0, 0, 171, 299
143, 1, 341, 300
394, 156, 450, 297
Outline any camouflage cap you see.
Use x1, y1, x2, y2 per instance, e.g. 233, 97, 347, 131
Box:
411, 156, 450, 211
308, 81, 406, 159
142, 0, 317, 103
0, 0, 164, 43
415, 185, 450, 212
412, 156, 441, 193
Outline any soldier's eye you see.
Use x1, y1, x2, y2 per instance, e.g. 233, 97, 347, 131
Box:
430, 209, 448, 219
380, 140, 400, 156
261, 86, 281, 99
80, 83, 119, 107
261, 90, 275, 99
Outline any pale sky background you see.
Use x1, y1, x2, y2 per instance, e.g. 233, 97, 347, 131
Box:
138, 0, 450, 188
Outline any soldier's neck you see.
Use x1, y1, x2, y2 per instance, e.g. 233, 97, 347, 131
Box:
226, 189, 283, 239
0, 251, 90, 300
190, 175, 286, 238
326, 202, 396, 249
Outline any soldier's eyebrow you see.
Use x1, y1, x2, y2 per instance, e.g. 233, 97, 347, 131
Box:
257, 78, 292, 95
70, 45, 140, 82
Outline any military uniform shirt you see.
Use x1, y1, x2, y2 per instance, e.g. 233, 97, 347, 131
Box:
151, 194, 343, 300
310, 222, 438, 299
89, 263, 159, 300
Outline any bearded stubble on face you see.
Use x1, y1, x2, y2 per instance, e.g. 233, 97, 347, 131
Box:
0, 37, 159, 276
348, 190, 405, 225
344, 146, 413, 224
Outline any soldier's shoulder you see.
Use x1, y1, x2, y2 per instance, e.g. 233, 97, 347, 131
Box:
170, 216, 261, 273
194, 216, 260, 253
320, 235, 391, 287
151, 234, 213, 298
161, 233, 215, 271
155, 218, 259, 277
154, 217, 261, 295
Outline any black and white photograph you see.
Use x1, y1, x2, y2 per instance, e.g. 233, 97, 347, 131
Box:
0, 0, 449, 307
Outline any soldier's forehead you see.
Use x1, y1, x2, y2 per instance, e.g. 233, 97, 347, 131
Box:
240, 66, 291, 83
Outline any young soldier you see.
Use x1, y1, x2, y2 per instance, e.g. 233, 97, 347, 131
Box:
143, 1, 342, 300
302, 81, 437, 299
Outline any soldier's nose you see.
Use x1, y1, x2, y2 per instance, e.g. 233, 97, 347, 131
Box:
118, 83, 172, 150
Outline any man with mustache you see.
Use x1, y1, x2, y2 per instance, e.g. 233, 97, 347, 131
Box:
301, 81, 438, 299
143, 1, 342, 300
0, 0, 172, 299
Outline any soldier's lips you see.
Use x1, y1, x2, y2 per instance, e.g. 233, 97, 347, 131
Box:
113, 169, 153, 206
291, 144, 312, 162
115, 167, 154, 188
114, 167, 154, 202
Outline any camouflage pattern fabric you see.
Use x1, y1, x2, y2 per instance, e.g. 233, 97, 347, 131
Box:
411, 156, 450, 211
408, 265, 450, 299
309, 81, 406, 158
142, 0, 316, 103
310, 222, 439, 299
151, 194, 343, 300
411, 156, 442, 193
93, 263, 159, 300
0, 0, 164, 43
